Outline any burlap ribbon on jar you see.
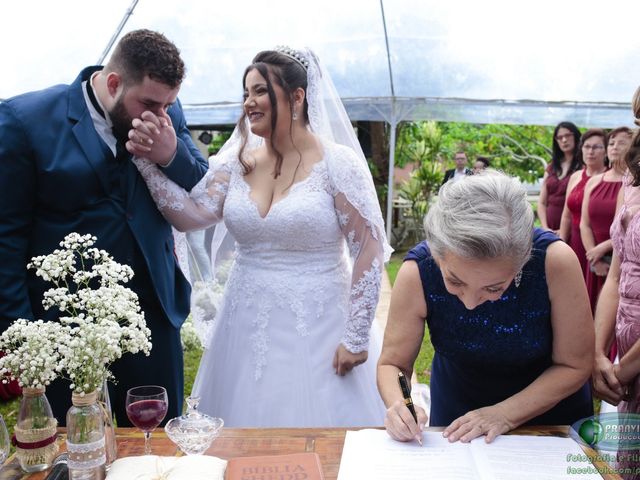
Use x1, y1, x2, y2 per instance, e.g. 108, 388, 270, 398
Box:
13, 387, 59, 467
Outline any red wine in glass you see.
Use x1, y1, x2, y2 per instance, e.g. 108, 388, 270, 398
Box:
126, 399, 168, 431
125, 386, 168, 455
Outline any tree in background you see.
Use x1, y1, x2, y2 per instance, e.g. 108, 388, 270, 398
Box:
386, 121, 555, 246
395, 121, 445, 244
438, 122, 553, 183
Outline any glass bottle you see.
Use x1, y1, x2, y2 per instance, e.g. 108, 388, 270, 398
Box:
15, 387, 58, 472
66, 391, 106, 480
97, 380, 117, 469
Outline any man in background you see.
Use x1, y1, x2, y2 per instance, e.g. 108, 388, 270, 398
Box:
442, 150, 472, 186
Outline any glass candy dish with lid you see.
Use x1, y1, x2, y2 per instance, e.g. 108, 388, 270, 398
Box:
164, 396, 224, 455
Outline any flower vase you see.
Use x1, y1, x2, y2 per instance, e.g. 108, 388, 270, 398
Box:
14, 387, 59, 472
97, 380, 117, 469
66, 391, 106, 480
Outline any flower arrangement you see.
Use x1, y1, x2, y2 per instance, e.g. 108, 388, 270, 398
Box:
0, 233, 152, 395
0, 232, 152, 472
0, 319, 63, 389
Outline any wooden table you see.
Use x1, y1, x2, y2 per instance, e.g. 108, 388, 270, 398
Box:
4, 426, 621, 480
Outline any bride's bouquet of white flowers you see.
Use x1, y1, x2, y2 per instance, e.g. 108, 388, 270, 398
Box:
1, 232, 152, 395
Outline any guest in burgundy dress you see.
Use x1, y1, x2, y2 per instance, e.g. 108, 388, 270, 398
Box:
559, 129, 608, 276
580, 127, 632, 311
538, 122, 582, 231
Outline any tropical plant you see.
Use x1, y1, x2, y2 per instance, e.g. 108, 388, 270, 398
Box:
396, 121, 445, 244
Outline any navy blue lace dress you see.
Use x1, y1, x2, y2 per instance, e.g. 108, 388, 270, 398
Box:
405, 228, 592, 426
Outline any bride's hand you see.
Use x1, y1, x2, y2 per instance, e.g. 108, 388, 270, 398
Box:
333, 344, 367, 376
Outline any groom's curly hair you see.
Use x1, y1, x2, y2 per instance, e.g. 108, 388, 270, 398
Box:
237, 50, 309, 178
105, 29, 185, 89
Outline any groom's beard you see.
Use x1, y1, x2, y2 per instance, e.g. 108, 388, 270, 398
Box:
109, 96, 133, 145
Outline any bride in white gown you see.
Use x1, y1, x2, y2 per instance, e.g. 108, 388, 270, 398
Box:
130, 47, 391, 427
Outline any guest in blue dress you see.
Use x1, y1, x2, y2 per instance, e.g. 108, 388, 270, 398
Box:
378, 171, 594, 444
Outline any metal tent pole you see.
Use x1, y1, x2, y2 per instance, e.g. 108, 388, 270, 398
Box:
97, 0, 140, 64
386, 117, 397, 241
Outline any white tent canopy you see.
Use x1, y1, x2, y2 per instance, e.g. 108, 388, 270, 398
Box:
4, 0, 640, 236
4, 0, 639, 126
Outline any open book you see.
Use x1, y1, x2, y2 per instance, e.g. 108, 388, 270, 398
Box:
106, 455, 227, 480
337, 429, 605, 480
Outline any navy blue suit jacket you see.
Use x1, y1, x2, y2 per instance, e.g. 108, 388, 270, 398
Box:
0, 66, 208, 329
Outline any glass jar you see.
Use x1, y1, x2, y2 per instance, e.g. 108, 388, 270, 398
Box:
165, 396, 224, 455
14, 387, 59, 472
97, 380, 117, 469
66, 391, 106, 480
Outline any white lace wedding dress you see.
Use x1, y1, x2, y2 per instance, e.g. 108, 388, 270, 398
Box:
133, 140, 387, 427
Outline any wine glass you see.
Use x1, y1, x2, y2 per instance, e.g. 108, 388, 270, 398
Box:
0, 413, 9, 465
125, 385, 168, 455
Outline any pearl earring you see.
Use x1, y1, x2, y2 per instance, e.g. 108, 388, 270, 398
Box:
292, 112, 298, 121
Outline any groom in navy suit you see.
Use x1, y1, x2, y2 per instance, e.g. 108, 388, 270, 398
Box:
0, 30, 208, 425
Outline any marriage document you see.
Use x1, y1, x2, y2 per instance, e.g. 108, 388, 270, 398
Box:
337, 429, 605, 479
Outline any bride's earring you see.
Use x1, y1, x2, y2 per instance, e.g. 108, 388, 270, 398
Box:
292, 111, 298, 121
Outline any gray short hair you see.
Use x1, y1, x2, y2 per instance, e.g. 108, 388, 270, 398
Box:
424, 170, 534, 268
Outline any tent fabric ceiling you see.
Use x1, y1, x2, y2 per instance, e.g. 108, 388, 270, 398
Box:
3, 0, 640, 127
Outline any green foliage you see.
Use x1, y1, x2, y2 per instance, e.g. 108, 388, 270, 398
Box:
386, 255, 404, 285
396, 121, 442, 168
183, 345, 203, 402
208, 131, 233, 156
396, 121, 445, 244
438, 122, 553, 183
396, 120, 554, 184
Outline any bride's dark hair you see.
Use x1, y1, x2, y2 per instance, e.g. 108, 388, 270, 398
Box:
237, 50, 309, 178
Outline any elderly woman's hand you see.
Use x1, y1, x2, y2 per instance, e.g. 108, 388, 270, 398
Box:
443, 405, 514, 443
384, 399, 428, 443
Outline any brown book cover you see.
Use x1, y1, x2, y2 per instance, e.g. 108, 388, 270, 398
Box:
225, 452, 325, 480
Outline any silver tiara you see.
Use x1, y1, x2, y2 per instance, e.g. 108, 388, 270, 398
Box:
274, 46, 309, 71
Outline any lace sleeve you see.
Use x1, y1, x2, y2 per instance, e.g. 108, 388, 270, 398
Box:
132, 154, 233, 232
335, 193, 384, 353
326, 145, 389, 354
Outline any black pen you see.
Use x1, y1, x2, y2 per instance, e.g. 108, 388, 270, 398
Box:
398, 371, 422, 445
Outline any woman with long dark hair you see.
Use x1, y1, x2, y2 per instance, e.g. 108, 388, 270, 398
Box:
538, 122, 582, 231
128, 47, 390, 427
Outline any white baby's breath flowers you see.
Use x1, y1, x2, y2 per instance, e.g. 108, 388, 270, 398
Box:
3, 233, 152, 395
0, 319, 65, 389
